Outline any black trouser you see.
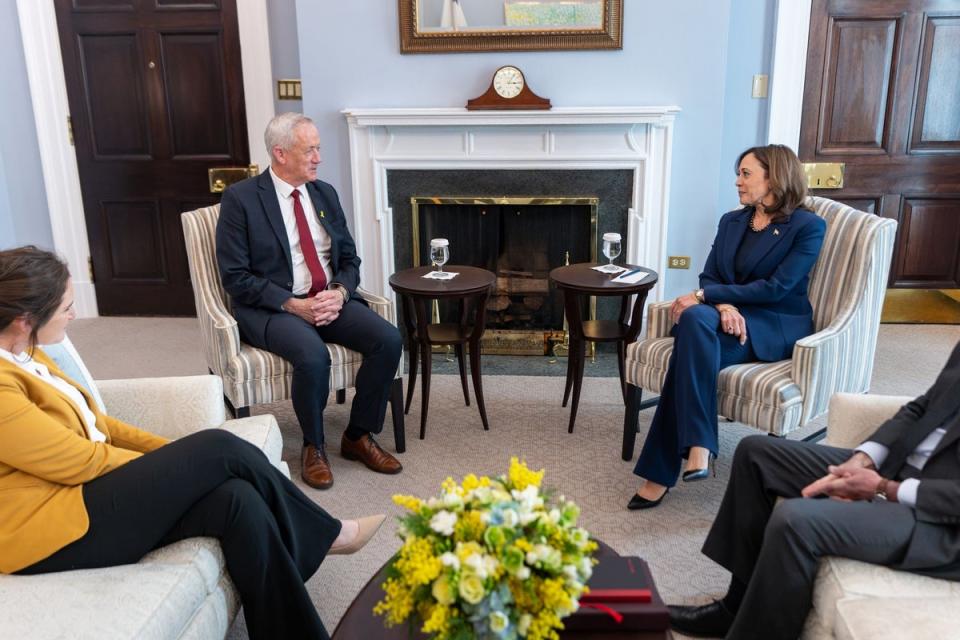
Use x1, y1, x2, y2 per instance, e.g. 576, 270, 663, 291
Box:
701, 435, 917, 640
258, 299, 402, 446
19, 430, 340, 640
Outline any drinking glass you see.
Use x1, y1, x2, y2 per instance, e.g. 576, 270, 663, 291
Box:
601, 232, 622, 272
430, 238, 450, 274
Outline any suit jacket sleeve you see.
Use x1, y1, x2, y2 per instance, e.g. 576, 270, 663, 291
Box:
216, 187, 293, 311
322, 182, 362, 296
698, 218, 725, 288
702, 214, 826, 305
0, 384, 144, 485
101, 413, 169, 453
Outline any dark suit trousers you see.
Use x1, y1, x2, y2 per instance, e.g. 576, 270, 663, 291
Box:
702, 436, 917, 640
19, 430, 339, 640
634, 304, 756, 486
261, 299, 402, 446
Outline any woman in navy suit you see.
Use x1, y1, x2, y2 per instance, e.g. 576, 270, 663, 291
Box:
628, 145, 826, 510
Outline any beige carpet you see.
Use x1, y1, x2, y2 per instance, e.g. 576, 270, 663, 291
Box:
67, 320, 960, 638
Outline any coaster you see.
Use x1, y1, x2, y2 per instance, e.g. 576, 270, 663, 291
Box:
422, 271, 459, 280
593, 264, 626, 274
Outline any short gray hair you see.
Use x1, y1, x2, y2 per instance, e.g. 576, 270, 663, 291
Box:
264, 112, 314, 154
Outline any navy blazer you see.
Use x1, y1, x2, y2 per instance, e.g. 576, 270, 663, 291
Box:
215, 170, 362, 345
699, 206, 826, 362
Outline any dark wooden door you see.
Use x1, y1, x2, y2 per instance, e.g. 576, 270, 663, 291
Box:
55, 0, 248, 315
800, 0, 960, 288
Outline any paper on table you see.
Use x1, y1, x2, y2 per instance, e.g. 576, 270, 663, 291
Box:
592, 264, 627, 274
611, 269, 650, 284
422, 271, 459, 280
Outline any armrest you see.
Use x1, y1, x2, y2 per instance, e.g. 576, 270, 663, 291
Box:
97, 375, 227, 440
645, 302, 673, 339
824, 393, 912, 449
358, 286, 394, 323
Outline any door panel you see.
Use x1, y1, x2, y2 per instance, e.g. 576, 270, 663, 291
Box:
56, 0, 248, 315
821, 18, 899, 153
911, 17, 960, 151
801, 0, 960, 289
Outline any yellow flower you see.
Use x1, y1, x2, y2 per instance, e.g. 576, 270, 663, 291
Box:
458, 572, 486, 604
421, 602, 452, 635
527, 609, 563, 640
374, 577, 414, 626
509, 457, 544, 490
514, 538, 533, 553
462, 473, 481, 492
539, 577, 574, 613
455, 541, 484, 564
431, 574, 455, 605
454, 510, 485, 542
395, 537, 442, 586
392, 494, 423, 512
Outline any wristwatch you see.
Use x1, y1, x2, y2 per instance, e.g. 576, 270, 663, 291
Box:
693, 289, 706, 304
330, 283, 349, 303
874, 477, 889, 501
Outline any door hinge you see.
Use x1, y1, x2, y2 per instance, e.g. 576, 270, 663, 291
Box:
67, 116, 75, 146
87, 256, 94, 282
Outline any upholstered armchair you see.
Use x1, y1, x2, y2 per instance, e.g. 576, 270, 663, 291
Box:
621, 196, 897, 459
181, 204, 405, 452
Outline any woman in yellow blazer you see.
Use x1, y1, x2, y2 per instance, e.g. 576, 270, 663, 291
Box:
0, 246, 383, 640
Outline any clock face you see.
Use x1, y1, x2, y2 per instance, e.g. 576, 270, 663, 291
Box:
493, 66, 524, 99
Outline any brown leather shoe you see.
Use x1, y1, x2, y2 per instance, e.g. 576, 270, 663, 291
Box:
301, 444, 334, 490
340, 433, 402, 474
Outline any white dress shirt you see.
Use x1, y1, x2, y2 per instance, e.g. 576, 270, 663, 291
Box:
0, 347, 106, 442
269, 167, 333, 295
857, 425, 950, 507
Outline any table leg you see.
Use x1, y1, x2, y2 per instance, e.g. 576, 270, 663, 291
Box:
419, 339, 432, 440
617, 340, 627, 402
469, 335, 489, 431
567, 337, 586, 434
562, 346, 575, 407
390, 378, 406, 454
455, 343, 470, 406
404, 338, 418, 415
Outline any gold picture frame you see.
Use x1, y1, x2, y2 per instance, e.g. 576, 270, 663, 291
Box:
399, 0, 623, 53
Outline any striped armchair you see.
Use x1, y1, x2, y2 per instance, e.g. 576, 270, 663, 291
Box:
620, 197, 897, 459
181, 204, 405, 452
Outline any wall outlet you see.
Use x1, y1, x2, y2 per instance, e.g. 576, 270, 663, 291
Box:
752, 74, 769, 99
668, 256, 691, 269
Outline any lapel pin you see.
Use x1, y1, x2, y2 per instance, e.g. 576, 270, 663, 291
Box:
320, 210, 325, 218
773, 229, 779, 236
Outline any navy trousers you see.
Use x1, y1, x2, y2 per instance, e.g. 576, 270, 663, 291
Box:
259, 299, 402, 446
633, 304, 756, 486
20, 430, 340, 639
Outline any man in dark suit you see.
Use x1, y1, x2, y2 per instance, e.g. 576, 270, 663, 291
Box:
669, 340, 960, 639
216, 113, 403, 490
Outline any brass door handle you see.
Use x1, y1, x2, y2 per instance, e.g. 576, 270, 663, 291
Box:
208, 164, 260, 194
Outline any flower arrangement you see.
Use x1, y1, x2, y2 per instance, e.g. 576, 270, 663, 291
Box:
374, 457, 598, 640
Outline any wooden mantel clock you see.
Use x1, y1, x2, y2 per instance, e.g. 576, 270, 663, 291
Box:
466, 66, 551, 110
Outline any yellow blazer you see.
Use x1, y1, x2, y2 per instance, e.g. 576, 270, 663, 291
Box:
0, 351, 169, 573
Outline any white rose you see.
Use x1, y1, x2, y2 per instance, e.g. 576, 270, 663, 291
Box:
440, 551, 460, 570
429, 510, 457, 536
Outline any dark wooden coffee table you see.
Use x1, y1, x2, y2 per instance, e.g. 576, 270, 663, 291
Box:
331, 540, 671, 639
389, 265, 496, 439
549, 263, 658, 436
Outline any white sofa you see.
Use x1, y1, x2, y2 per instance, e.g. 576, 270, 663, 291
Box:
0, 373, 288, 640
802, 393, 960, 640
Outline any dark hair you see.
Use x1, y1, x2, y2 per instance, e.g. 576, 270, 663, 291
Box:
0, 246, 71, 352
736, 144, 807, 221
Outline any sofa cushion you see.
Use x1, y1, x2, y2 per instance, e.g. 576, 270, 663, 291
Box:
833, 597, 960, 640
0, 538, 233, 640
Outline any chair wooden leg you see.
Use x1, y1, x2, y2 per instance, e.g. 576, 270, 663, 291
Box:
561, 346, 575, 407
455, 343, 470, 406
567, 339, 586, 434
468, 336, 489, 430
617, 341, 627, 402
404, 339, 418, 415
389, 378, 406, 453
224, 396, 250, 419
622, 384, 642, 460
336, 389, 346, 404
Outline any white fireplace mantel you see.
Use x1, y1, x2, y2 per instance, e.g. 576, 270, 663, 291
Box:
342, 106, 679, 310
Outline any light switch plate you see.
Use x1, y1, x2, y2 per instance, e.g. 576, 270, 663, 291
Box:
668, 256, 691, 269
752, 74, 768, 99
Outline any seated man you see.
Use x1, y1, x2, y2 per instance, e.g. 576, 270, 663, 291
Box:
670, 340, 960, 639
216, 112, 403, 490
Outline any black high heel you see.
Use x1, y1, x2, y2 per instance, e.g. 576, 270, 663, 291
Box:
627, 487, 669, 510
682, 453, 716, 482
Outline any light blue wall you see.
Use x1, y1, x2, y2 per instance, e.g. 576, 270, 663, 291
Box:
0, 0, 53, 250
295, 0, 775, 297
267, 0, 303, 116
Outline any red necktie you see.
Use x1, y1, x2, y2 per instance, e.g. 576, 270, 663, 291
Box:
290, 189, 327, 296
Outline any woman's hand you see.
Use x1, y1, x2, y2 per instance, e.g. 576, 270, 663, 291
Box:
716, 303, 748, 345
670, 293, 700, 324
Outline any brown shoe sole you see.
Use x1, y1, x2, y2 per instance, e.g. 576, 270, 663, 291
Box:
301, 471, 334, 490
341, 449, 403, 475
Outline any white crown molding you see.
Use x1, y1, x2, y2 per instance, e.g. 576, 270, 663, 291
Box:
343, 107, 679, 309
17, 0, 275, 318
767, 0, 812, 148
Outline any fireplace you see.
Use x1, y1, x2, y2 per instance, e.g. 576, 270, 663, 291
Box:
342, 105, 679, 343
412, 196, 597, 354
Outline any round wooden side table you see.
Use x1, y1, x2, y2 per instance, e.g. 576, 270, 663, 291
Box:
388, 266, 496, 439
549, 263, 659, 435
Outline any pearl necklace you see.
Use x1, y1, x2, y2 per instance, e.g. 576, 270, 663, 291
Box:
749, 210, 771, 233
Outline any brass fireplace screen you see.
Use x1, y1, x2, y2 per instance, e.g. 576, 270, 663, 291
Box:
411, 196, 598, 355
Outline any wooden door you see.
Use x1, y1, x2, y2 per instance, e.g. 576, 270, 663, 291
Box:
800, 0, 960, 288
55, 0, 249, 315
